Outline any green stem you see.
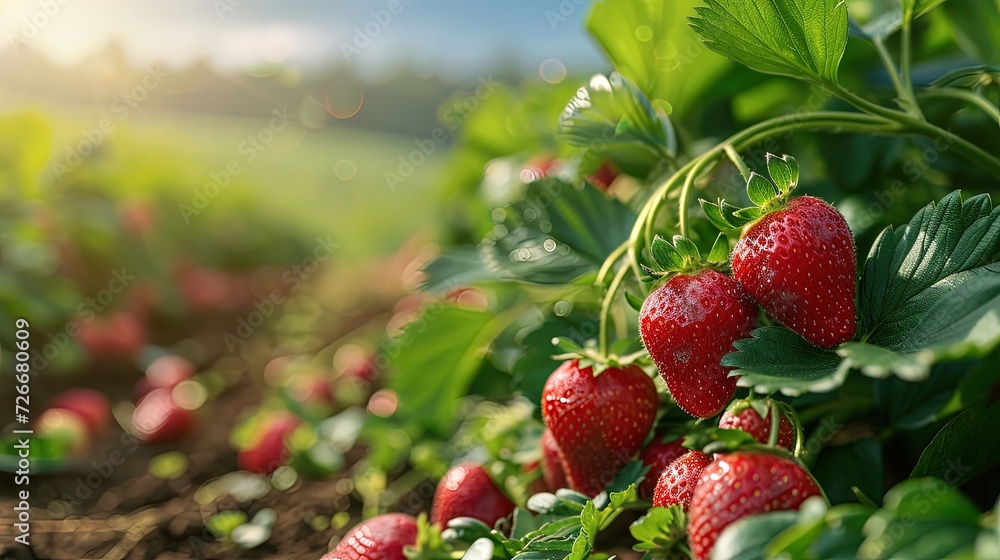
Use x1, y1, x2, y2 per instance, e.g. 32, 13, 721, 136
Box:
678, 153, 721, 238
873, 38, 910, 111
829, 83, 1000, 176
599, 264, 631, 356
670, 112, 897, 243
917, 87, 1000, 125
724, 144, 752, 182
900, 17, 924, 119
595, 240, 629, 288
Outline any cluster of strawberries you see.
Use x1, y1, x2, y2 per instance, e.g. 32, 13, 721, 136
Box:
321, 160, 857, 560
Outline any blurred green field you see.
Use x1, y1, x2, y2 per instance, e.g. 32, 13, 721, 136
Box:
17, 100, 447, 260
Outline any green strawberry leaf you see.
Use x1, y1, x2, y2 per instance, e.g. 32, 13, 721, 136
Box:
811, 438, 884, 506
689, 0, 849, 84
438, 179, 635, 287
910, 402, 1000, 485
765, 501, 874, 559
711, 509, 801, 560
700, 198, 739, 231
625, 290, 646, 312
941, 0, 1000, 65
872, 361, 970, 430
722, 327, 844, 396
859, 478, 982, 559
585, 0, 735, 116
860, 192, 1000, 350
683, 426, 760, 454
835, 342, 930, 381
630, 506, 689, 556
851, 0, 947, 42
559, 73, 675, 180
388, 305, 509, 436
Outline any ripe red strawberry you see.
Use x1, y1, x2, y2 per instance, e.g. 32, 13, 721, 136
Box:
640, 267, 757, 418
703, 154, 856, 348
321, 513, 417, 560
431, 462, 515, 527
652, 450, 711, 510
688, 452, 822, 560
541, 428, 568, 491
719, 400, 794, 449
731, 195, 856, 348
542, 359, 658, 496
638, 435, 686, 499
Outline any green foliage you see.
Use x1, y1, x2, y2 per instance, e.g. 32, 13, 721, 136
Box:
631, 506, 689, 559
858, 478, 983, 559
387, 305, 506, 436
690, 0, 848, 83
722, 328, 845, 394
725, 191, 1000, 393
586, 0, 734, 114
911, 402, 1000, 485
424, 180, 636, 288
711, 509, 800, 560
559, 73, 676, 180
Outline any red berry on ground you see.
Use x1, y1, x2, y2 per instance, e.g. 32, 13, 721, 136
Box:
639, 269, 757, 418
542, 359, 658, 496
731, 195, 856, 348
688, 452, 822, 560
638, 436, 686, 499
131, 388, 195, 445
320, 513, 418, 560
652, 450, 712, 510
431, 463, 515, 528
136, 355, 196, 399
45, 388, 110, 435
238, 411, 302, 475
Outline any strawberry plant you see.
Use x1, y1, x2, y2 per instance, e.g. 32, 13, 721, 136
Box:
330, 0, 1000, 558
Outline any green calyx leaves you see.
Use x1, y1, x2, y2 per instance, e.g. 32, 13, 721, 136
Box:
550, 336, 649, 375
700, 153, 800, 231
645, 233, 729, 277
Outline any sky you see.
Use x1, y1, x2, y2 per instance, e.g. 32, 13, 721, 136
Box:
1, 0, 607, 79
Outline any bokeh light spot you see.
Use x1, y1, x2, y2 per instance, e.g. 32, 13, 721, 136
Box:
335, 159, 357, 180
635, 25, 654, 42
539, 59, 567, 84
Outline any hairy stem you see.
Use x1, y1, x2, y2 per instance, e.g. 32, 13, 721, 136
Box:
678, 153, 721, 238
595, 240, 629, 288
724, 144, 752, 182
599, 264, 631, 356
